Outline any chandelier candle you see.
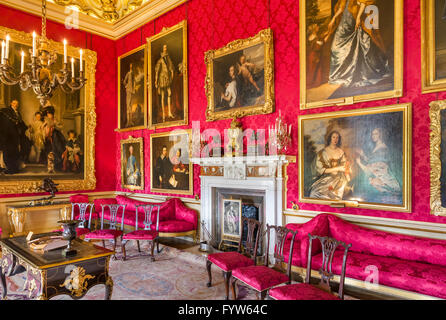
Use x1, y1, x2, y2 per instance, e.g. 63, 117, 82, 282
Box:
71, 57, 75, 79
32, 32, 36, 57
63, 39, 67, 64
20, 51, 24, 73
5, 35, 9, 60
80, 49, 83, 72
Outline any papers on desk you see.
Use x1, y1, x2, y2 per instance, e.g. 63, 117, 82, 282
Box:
28, 236, 68, 252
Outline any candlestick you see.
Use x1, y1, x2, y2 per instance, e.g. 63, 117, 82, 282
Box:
21, 51, 24, 73
71, 57, 74, 79
1, 41, 4, 64
32, 32, 36, 57
79, 49, 83, 72
63, 39, 67, 64
5, 35, 9, 60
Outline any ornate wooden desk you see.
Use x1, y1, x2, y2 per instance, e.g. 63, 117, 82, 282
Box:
0, 233, 114, 300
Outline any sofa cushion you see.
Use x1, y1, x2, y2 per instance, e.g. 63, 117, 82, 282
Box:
155, 220, 195, 233
311, 250, 446, 299
269, 283, 340, 300
172, 198, 198, 230
327, 215, 446, 267
283, 237, 303, 267
208, 252, 255, 272
94, 198, 118, 213
233, 266, 290, 291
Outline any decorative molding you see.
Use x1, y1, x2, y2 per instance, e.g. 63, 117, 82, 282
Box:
0, 0, 186, 40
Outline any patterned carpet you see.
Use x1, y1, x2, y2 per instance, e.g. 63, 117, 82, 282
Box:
4, 241, 257, 300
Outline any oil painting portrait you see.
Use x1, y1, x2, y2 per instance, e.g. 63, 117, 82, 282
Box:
121, 136, 144, 191
118, 45, 147, 131
301, 0, 403, 108
205, 28, 274, 121
148, 20, 187, 129
299, 104, 411, 212
150, 130, 192, 195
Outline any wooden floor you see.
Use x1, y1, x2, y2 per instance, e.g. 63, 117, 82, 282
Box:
158, 237, 398, 300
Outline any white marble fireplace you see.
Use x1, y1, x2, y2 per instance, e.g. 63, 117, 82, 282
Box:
191, 155, 295, 242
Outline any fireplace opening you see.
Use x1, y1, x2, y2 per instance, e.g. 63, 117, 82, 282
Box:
212, 187, 265, 254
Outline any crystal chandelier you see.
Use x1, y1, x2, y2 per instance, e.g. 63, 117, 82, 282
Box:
0, 0, 86, 107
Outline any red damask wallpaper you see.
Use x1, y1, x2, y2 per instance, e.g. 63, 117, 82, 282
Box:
1, 0, 446, 225
115, 0, 446, 225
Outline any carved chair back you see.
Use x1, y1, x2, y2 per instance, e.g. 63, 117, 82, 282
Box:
305, 234, 352, 299
99, 204, 126, 231
237, 217, 262, 261
71, 202, 94, 229
135, 204, 161, 232
265, 224, 297, 281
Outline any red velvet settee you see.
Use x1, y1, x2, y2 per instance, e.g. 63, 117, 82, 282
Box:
86, 195, 198, 240
283, 214, 446, 299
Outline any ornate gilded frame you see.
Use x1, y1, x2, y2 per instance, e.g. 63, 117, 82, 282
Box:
221, 198, 242, 240
421, 0, 446, 93
150, 129, 193, 195
117, 44, 147, 131
147, 20, 188, 129
298, 103, 412, 212
120, 135, 144, 191
0, 25, 96, 194
299, 0, 404, 109
204, 28, 274, 121
429, 99, 446, 216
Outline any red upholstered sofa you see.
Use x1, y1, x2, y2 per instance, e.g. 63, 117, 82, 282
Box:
284, 214, 446, 299
89, 195, 198, 240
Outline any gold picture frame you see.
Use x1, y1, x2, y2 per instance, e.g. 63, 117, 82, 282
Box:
429, 99, 446, 216
120, 136, 144, 191
298, 103, 412, 212
299, 0, 404, 109
117, 44, 147, 131
421, 0, 446, 93
205, 28, 274, 121
0, 25, 96, 194
150, 129, 193, 195
221, 198, 242, 240
147, 20, 188, 129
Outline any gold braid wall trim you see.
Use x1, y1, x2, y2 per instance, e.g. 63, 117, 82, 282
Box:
429, 100, 446, 216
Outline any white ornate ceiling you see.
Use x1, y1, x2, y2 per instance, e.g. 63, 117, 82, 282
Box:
0, 0, 186, 40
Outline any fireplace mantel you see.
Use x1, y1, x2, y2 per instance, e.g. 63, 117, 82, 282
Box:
191, 155, 295, 180
191, 155, 296, 241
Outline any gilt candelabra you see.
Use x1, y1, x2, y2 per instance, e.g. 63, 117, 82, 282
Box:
268, 111, 292, 155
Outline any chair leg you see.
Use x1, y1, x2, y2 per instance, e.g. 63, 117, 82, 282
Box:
223, 271, 231, 300
122, 241, 127, 261
260, 291, 267, 300
137, 240, 141, 253
157, 238, 160, 253
206, 260, 212, 287
231, 278, 238, 300
150, 240, 155, 262
102, 240, 106, 248
112, 239, 117, 260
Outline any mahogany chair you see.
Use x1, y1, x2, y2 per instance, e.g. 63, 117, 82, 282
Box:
206, 217, 263, 300
230, 224, 297, 300
70, 202, 95, 237
268, 234, 352, 300
84, 204, 126, 259
122, 204, 161, 261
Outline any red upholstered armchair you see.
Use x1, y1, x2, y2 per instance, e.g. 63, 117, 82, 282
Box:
93, 196, 198, 241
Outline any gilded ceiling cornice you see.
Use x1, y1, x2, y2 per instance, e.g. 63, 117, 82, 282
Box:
0, 0, 186, 40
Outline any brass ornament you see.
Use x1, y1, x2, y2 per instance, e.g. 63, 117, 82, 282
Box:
60, 266, 95, 297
